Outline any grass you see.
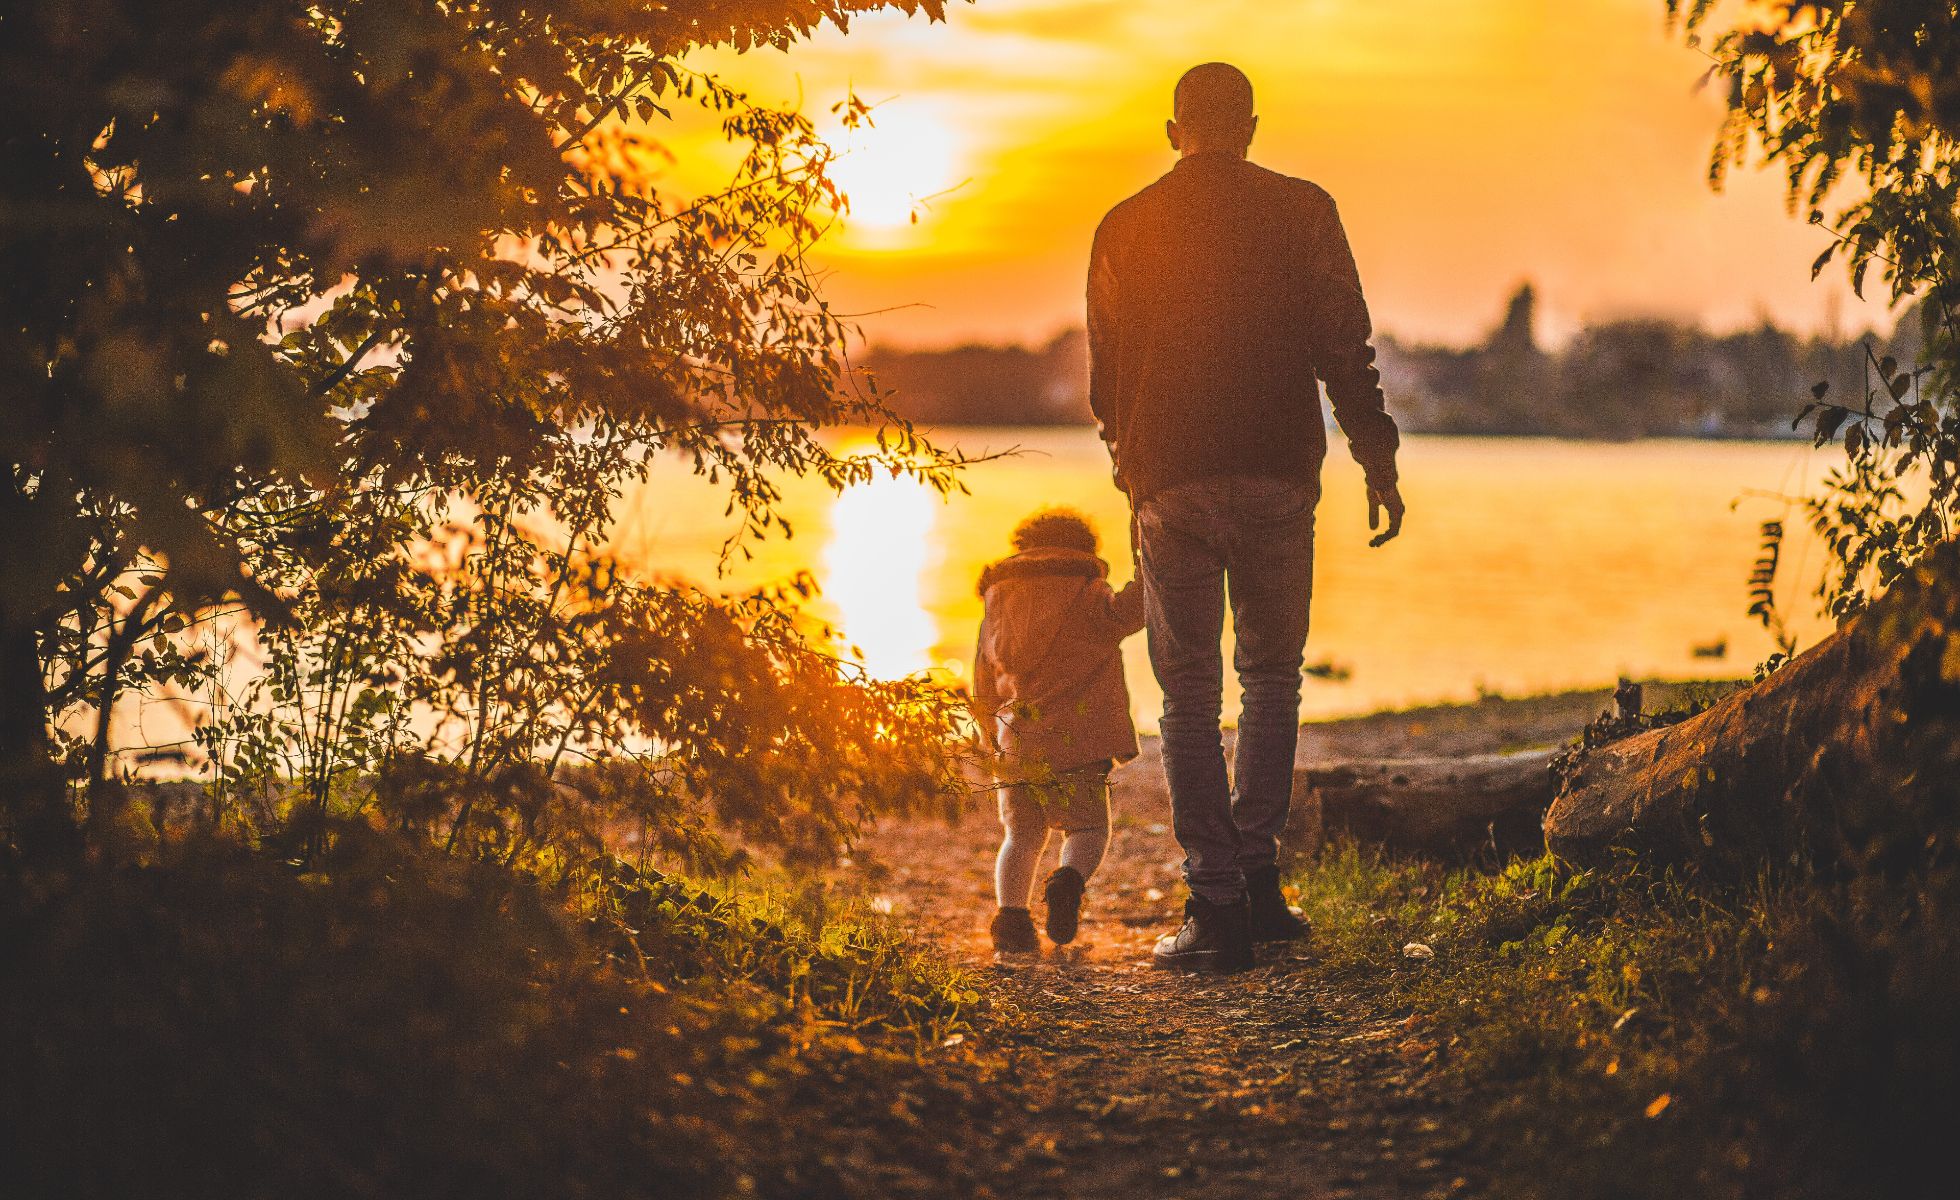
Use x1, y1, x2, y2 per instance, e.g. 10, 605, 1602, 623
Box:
0, 823, 1003, 1200
578, 853, 989, 1045
1289, 843, 1960, 1200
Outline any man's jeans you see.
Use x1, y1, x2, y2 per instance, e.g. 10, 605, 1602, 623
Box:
1137, 474, 1316, 906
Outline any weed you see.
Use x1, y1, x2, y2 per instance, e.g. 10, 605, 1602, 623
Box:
1291, 842, 1958, 1200
0, 827, 1000, 1200
579, 855, 989, 1045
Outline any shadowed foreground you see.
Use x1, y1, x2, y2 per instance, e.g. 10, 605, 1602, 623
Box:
854, 738, 1477, 1200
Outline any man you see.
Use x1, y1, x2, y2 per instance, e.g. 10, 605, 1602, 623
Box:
1088, 62, 1404, 973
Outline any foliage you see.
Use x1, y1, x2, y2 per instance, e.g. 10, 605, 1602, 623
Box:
581, 854, 985, 1042
1742, 517, 1801, 669
0, 826, 999, 1199
189, 453, 964, 867
1548, 693, 1714, 785
1674, 0, 1960, 619
1293, 842, 1960, 1200
2, 0, 979, 858
1, 6, 997, 1186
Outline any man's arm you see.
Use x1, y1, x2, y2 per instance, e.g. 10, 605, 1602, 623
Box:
1304, 192, 1404, 544
1303, 196, 1400, 485
1086, 218, 1127, 491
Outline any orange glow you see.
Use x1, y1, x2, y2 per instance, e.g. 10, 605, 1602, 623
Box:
821, 467, 939, 677
676, 0, 1891, 348
609, 431, 1841, 728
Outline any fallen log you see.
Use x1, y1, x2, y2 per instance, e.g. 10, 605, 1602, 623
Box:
1544, 542, 1960, 870
1289, 749, 1558, 858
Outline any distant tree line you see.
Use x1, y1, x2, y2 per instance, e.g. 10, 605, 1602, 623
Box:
1378, 284, 1926, 439
862, 285, 1927, 438
861, 329, 1092, 426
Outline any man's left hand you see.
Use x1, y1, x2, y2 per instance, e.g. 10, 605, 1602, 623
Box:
1367, 482, 1405, 547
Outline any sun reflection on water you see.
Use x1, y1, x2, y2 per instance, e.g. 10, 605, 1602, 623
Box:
823, 470, 939, 678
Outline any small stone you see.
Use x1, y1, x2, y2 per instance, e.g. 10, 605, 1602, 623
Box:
1402, 942, 1435, 960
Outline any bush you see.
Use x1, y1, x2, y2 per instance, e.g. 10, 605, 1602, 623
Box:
1291, 843, 1960, 1200
0, 826, 997, 1200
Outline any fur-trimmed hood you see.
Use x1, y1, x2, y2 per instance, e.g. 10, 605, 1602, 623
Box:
976, 546, 1110, 597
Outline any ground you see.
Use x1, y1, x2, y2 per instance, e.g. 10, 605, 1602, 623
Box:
842, 688, 1662, 1200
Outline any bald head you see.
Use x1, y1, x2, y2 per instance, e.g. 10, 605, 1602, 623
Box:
1169, 63, 1256, 157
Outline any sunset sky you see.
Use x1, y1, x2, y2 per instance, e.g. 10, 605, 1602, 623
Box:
680, 0, 1891, 350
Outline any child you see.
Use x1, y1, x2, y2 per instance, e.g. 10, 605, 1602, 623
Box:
972, 508, 1146, 957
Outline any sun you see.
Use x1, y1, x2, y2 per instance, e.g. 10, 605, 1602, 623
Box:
822, 105, 960, 238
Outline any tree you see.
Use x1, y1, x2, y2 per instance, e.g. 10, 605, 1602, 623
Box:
1554, 0, 1960, 866
1675, 0, 1960, 617
1, 0, 967, 856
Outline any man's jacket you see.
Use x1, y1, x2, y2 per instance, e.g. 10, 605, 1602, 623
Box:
971, 547, 1145, 776
1087, 152, 1400, 500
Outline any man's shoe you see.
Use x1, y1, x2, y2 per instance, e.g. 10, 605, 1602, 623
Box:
990, 907, 1039, 956
1152, 895, 1256, 973
1042, 866, 1086, 945
1246, 864, 1311, 944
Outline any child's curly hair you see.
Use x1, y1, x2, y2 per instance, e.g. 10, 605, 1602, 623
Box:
1011, 507, 1098, 554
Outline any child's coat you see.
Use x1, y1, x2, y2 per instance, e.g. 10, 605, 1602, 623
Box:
972, 546, 1145, 775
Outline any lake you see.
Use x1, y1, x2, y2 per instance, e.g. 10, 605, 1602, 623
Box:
610, 430, 1838, 729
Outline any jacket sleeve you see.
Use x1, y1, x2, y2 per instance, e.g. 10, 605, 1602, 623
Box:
1086, 217, 1127, 489
970, 619, 1001, 754
1081, 578, 1146, 644
1304, 195, 1401, 490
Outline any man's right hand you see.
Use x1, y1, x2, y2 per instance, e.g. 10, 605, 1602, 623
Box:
1367, 482, 1405, 547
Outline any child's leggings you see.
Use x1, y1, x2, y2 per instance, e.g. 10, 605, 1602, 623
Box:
994, 761, 1112, 909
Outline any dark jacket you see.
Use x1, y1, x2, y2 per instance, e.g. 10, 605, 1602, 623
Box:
1087, 152, 1400, 500
971, 547, 1146, 775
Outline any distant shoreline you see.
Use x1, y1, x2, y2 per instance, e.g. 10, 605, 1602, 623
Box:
861, 287, 1921, 438
1127, 679, 1747, 767
901, 420, 1809, 443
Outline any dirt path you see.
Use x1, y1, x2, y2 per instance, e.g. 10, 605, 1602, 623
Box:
854, 734, 1491, 1200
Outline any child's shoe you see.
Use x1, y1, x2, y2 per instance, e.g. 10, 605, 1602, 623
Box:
1042, 866, 1086, 944
990, 906, 1039, 956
